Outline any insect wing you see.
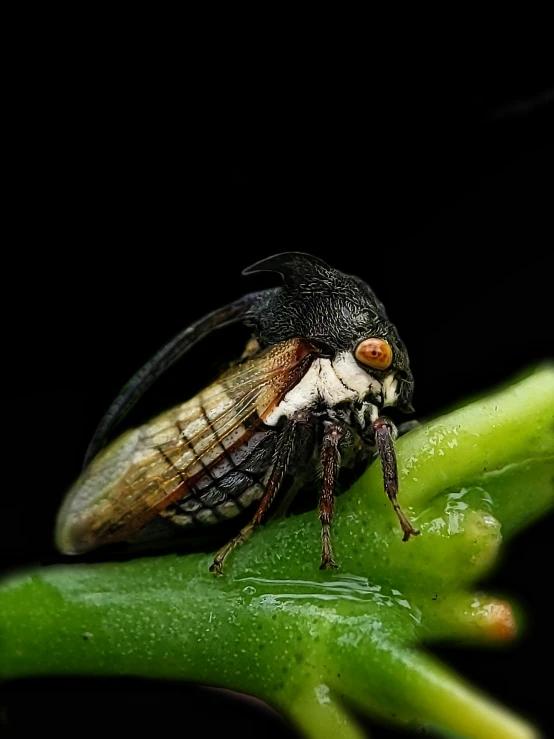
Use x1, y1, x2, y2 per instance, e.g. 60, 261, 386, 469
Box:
56, 338, 316, 554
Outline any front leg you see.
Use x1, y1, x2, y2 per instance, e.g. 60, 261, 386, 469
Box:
319, 420, 345, 570
353, 403, 420, 542
373, 417, 419, 541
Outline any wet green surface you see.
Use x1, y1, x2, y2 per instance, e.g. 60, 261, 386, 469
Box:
1, 366, 553, 738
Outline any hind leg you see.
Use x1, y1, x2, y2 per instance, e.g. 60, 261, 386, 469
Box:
210, 412, 312, 574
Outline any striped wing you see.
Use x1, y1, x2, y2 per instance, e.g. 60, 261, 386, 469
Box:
56, 338, 316, 554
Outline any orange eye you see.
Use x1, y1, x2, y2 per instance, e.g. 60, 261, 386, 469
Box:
355, 338, 393, 370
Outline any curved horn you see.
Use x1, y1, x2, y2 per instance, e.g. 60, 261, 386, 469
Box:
83, 291, 266, 468
243, 252, 332, 287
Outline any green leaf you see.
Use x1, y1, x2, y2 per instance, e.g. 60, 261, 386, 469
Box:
1, 365, 553, 738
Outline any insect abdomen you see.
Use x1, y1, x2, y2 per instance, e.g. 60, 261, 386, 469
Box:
157, 427, 275, 529
56, 337, 309, 556
55, 413, 276, 555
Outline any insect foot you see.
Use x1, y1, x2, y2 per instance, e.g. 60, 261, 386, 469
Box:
319, 557, 339, 571
210, 521, 257, 575
401, 521, 421, 542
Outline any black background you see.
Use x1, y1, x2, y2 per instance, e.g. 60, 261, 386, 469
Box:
2, 66, 553, 738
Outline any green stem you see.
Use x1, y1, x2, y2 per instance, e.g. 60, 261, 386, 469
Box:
358, 364, 554, 509
340, 646, 538, 739
289, 686, 367, 739
1, 367, 553, 738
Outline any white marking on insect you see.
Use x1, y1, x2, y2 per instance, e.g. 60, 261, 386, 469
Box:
368, 402, 379, 424
219, 500, 240, 518
264, 351, 380, 426
195, 509, 218, 525
382, 372, 399, 408
179, 497, 202, 513
240, 484, 264, 507
172, 514, 194, 527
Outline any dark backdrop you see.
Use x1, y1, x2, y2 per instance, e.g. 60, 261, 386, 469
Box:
2, 71, 553, 737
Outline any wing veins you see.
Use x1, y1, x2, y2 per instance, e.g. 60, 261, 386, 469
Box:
96, 386, 268, 534
81, 338, 316, 545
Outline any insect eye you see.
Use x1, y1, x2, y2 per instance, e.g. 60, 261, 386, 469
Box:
355, 338, 393, 370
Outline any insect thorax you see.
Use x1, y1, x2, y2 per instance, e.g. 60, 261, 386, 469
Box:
263, 351, 397, 427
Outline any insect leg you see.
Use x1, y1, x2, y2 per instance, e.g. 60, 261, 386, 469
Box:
209, 416, 303, 574
373, 417, 419, 541
318, 420, 345, 570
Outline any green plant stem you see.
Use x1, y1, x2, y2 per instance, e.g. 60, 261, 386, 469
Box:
1, 366, 553, 738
